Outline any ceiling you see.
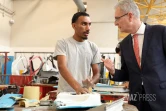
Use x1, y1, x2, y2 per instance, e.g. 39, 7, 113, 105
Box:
135, 0, 166, 25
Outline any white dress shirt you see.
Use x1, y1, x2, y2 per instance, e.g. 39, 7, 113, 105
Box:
131, 22, 145, 85
131, 22, 146, 66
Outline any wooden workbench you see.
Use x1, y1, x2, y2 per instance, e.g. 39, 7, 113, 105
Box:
31, 83, 57, 87
100, 92, 129, 102
14, 103, 138, 111
0, 85, 10, 89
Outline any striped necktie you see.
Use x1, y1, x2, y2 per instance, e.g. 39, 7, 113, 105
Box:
133, 34, 141, 68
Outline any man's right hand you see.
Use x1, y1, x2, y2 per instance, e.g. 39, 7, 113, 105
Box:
123, 81, 129, 89
75, 86, 89, 94
101, 58, 115, 75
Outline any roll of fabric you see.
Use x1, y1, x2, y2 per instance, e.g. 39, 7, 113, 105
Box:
23, 86, 40, 100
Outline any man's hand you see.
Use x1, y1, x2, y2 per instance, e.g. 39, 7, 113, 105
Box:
75, 86, 89, 94
101, 58, 115, 75
123, 81, 129, 89
82, 77, 94, 88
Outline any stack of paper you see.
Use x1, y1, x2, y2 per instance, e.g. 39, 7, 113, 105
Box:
87, 97, 124, 111
105, 97, 124, 111
94, 83, 129, 93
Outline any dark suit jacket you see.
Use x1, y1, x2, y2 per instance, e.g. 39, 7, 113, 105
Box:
112, 24, 166, 111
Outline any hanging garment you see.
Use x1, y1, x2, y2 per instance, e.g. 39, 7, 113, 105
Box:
42, 56, 52, 71
12, 56, 28, 75
48, 55, 56, 68
29, 55, 35, 72
47, 55, 58, 72
35, 55, 59, 84
29, 56, 43, 76
42, 55, 58, 72
22, 55, 35, 75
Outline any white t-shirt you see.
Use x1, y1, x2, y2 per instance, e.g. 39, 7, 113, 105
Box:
54, 37, 101, 92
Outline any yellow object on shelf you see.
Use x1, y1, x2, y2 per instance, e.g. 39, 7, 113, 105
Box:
105, 72, 109, 79
19, 70, 23, 75
23, 86, 40, 100
89, 87, 92, 92
110, 80, 115, 85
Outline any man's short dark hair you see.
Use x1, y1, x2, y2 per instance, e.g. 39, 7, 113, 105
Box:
72, 12, 89, 23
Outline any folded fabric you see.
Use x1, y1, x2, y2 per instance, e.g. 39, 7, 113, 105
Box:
94, 83, 129, 92
19, 99, 40, 108
0, 94, 22, 108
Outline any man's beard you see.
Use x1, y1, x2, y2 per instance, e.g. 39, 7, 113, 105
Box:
81, 36, 88, 40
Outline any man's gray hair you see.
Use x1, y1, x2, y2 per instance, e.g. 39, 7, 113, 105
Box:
115, 0, 140, 19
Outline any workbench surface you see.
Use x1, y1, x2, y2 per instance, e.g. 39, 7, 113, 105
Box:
14, 103, 138, 111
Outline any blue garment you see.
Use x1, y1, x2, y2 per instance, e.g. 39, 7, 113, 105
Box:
0, 94, 22, 108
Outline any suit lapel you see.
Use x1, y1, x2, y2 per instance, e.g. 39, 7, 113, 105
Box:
141, 25, 152, 69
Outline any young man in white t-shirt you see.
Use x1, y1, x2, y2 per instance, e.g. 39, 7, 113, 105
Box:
54, 12, 101, 94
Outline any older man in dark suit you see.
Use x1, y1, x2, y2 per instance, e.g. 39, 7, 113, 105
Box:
102, 0, 166, 111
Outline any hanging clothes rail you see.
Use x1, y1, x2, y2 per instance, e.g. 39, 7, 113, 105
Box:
14, 52, 53, 59
0, 3, 14, 16
101, 52, 116, 54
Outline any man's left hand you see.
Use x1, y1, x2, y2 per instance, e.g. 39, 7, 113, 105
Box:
82, 77, 94, 89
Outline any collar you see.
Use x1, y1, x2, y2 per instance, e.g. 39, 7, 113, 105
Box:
131, 22, 145, 36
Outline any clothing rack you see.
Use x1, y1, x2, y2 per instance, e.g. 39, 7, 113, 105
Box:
15, 52, 53, 53
0, 3, 15, 16
101, 52, 116, 54
14, 52, 56, 75
14, 52, 53, 59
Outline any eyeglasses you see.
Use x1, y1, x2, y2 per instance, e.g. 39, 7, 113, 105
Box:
115, 13, 128, 22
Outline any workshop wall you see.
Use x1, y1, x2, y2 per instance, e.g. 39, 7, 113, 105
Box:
0, 0, 13, 47
11, 0, 119, 49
